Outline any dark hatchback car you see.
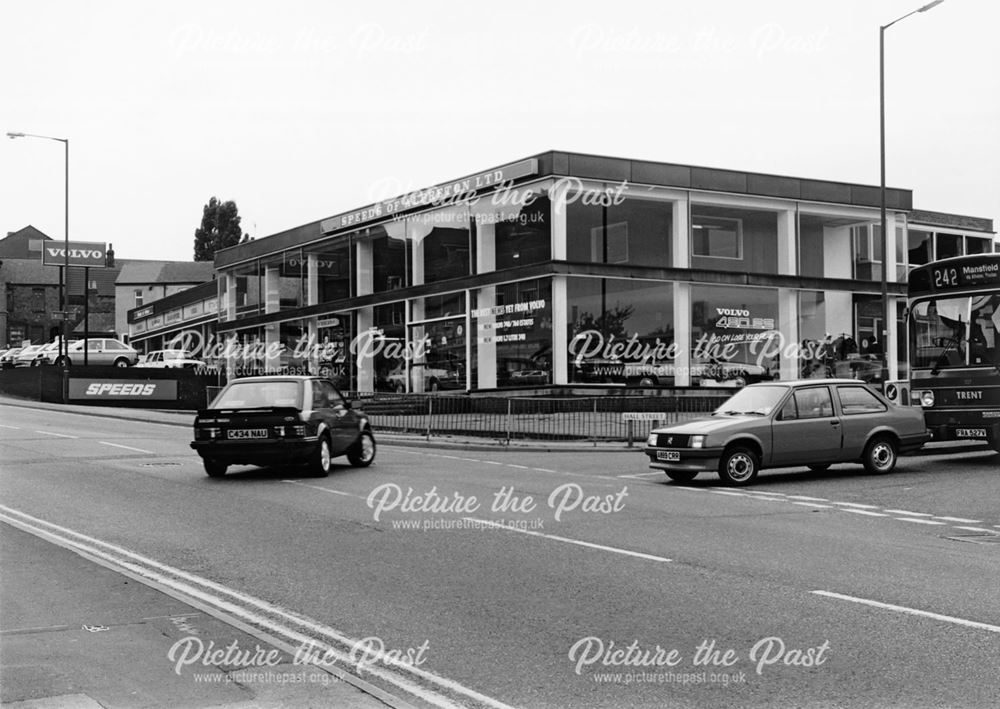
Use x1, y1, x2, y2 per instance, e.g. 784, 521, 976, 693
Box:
644, 379, 929, 486
191, 376, 375, 477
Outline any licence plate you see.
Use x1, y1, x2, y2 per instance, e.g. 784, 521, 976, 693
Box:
955, 428, 987, 439
657, 450, 681, 462
228, 428, 269, 440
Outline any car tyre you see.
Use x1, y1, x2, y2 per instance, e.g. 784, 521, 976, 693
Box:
718, 446, 759, 486
113, 358, 130, 367
308, 433, 333, 477
204, 459, 227, 477
664, 470, 698, 482
347, 430, 376, 467
56, 356, 71, 367
862, 435, 897, 474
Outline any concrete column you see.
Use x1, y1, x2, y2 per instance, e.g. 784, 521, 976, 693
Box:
550, 181, 568, 261
356, 235, 373, 296
475, 286, 497, 389
356, 307, 374, 392
672, 195, 690, 268
225, 273, 237, 321
777, 288, 798, 381
777, 209, 797, 276
264, 266, 280, 314
672, 282, 691, 386
551, 276, 568, 384
306, 253, 319, 306
886, 296, 899, 381
477, 221, 496, 274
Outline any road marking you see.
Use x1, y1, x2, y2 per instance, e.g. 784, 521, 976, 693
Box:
463, 517, 671, 563
786, 495, 829, 502
741, 491, 787, 498
33, 430, 77, 438
99, 441, 155, 454
708, 490, 748, 497
533, 468, 557, 473
507, 464, 530, 470
895, 517, 946, 525
841, 509, 888, 517
618, 472, 662, 479
281, 481, 362, 499
884, 509, 933, 516
812, 590, 1000, 634
932, 516, 982, 524
0, 505, 515, 709
792, 501, 833, 509
831, 502, 880, 509
0, 424, 21, 429
953, 526, 997, 534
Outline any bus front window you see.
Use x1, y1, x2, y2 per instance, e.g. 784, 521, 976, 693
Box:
910, 298, 969, 369
969, 295, 1000, 367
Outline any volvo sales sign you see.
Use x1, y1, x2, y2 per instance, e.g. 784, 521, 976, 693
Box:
69, 379, 178, 401
42, 241, 108, 268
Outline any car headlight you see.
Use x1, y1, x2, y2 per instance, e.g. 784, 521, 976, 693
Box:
920, 390, 935, 407
646, 433, 656, 447
690, 435, 706, 449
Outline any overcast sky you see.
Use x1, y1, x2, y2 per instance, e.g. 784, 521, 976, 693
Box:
2, 0, 997, 262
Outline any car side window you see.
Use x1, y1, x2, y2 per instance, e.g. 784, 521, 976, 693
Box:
837, 386, 887, 415
778, 396, 798, 421
794, 387, 834, 419
311, 381, 330, 409
322, 381, 345, 408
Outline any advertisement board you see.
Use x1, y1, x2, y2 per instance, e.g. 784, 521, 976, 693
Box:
69, 379, 178, 401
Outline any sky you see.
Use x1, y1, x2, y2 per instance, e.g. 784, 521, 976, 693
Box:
2, 0, 998, 262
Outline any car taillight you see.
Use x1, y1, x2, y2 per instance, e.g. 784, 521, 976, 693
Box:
275, 424, 307, 438
199, 427, 221, 440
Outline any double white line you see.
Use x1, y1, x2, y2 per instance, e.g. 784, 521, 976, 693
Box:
0, 504, 514, 709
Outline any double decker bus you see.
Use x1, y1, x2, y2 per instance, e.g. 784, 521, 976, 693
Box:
907, 253, 1000, 451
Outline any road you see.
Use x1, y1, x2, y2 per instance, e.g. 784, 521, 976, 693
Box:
1, 403, 999, 708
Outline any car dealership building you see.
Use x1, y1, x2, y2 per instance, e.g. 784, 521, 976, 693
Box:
126, 151, 995, 393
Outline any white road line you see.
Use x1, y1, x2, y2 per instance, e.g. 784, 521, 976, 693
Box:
0, 505, 514, 709
831, 502, 880, 509
953, 526, 997, 534
708, 490, 748, 497
99, 441, 155, 454
841, 509, 888, 517
463, 517, 671, 563
896, 517, 946, 525
482, 461, 502, 466
281, 481, 363, 499
786, 495, 829, 502
792, 502, 833, 509
932, 516, 982, 524
0, 424, 21, 429
812, 590, 1000, 634
33, 430, 77, 438
532, 468, 557, 473
884, 509, 933, 516
619, 472, 663, 478
741, 491, 787, 498
507, 464, 530, 470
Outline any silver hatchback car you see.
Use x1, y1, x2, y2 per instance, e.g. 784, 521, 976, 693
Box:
644, 379, 930, 486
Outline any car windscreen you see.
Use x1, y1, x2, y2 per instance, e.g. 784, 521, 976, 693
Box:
211, 381, 302, 409
713, 385, 789, 416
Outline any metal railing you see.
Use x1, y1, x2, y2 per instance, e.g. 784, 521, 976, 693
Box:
352, 393, 729, 444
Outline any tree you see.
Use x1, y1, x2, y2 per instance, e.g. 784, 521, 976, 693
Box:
193, 197, 249, 261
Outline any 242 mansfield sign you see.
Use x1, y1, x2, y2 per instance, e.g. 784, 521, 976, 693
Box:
41, 241, 108, 268
69, 379, 178, 401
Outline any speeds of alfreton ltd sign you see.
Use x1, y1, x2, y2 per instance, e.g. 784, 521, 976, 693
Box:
69, 379, 178, 401
41, 241, 108, 268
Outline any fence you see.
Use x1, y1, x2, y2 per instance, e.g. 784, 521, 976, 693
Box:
354, 393, 729, 444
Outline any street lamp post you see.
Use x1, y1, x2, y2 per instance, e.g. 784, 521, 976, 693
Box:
879, 0, 945, 381
7, 131, 70, 401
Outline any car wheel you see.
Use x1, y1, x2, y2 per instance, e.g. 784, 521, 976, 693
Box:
56, 356, 71, 367
664, 470, 698, 482
31, 358, 41, 367
807, 464, 830, 472
638, 377, 657, 388
862, 435, 897, 474
718, 446, 759, 486
308, 433, 332, 477
347, 430, 376, 467
203, 459, 228, 477
113, 358, 130, 367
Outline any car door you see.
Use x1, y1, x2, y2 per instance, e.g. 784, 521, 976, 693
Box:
834, 384, 889, 460
321, 381, 357, 453
770, 385, 843, 466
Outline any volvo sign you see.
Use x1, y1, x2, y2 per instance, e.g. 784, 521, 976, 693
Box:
41, 241, 108, 268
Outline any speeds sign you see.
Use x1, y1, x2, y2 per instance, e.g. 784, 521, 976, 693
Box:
69, 379, 178, 401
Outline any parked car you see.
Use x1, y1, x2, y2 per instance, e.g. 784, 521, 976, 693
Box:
508, 369, 549, 385
13, 343, 48, 367
644, 379, 929, 486
190, 375, 376, 477
137, 349, 206, 369
0, 347, 24, 369
386, 362, 464, 392
58, 338, 139, 367
31, 338, 79, 366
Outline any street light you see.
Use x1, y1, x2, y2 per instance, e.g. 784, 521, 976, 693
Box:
7, 131, 70, 400
879, 0, 945, 381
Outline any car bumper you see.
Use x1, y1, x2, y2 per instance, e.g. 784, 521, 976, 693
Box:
643, 447, 724, 473
898, 431, 932, 455
190, 437, 320, 465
